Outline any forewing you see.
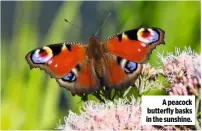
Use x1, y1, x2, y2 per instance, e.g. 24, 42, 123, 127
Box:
26, 42, 86, 78
26, 42, 100, 94
105, 27, 165, 63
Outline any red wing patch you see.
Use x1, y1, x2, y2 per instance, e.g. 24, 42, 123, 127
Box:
47, 45, 85, 77
104, 59, 126, 86
106, 38, 149, 63
77, 61, 98, 88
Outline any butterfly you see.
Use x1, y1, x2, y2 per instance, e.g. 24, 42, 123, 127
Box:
26, 27, 165, 95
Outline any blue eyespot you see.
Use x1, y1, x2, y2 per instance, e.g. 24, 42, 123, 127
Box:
124, 61, 137, 73
62, 72, 76, 82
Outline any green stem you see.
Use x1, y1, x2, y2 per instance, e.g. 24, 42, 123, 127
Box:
139, 77, 146, 94
107, 88, 112, 100
111, 89, 117, 100
195, 96, 201, 130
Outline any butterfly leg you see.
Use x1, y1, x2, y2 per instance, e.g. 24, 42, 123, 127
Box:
92, 91, 105, 103
80, 93, 89, 101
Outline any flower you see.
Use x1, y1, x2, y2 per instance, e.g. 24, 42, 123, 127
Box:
56, 97, 158, 130
158, 47, 201, 96
158, 47, 201, 84
169, 76, 200, 96
141, 63, 163, 81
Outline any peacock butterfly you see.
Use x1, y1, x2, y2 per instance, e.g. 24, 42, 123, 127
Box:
25, 27, 165, 95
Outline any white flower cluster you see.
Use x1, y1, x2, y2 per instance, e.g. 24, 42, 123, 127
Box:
56, 97, 157, 130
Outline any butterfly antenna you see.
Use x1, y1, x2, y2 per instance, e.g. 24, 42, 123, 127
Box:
64, 19, 89, 35
94, 12, 111, 37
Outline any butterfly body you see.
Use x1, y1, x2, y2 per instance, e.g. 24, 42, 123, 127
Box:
87, 36, 105, 60
26, 27, 165, 95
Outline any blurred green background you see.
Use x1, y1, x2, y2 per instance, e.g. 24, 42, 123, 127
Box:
1, 1, 200, 129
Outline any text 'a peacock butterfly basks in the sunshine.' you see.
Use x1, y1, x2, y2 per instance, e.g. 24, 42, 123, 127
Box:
25, 15, 165, 95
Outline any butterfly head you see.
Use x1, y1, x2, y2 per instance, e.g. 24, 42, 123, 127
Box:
89, 35, 98, 44
88, 36, 104, 60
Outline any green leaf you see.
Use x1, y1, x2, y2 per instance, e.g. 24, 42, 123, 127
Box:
141, 88, 168, 96
157, 74, 171, 89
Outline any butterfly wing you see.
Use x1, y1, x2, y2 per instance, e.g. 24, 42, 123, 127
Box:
56, 58, 101, 95
102, 52, 142, 88
104, 27, 165, 63
26, 42, 100, 94
101, 27, 165, 88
